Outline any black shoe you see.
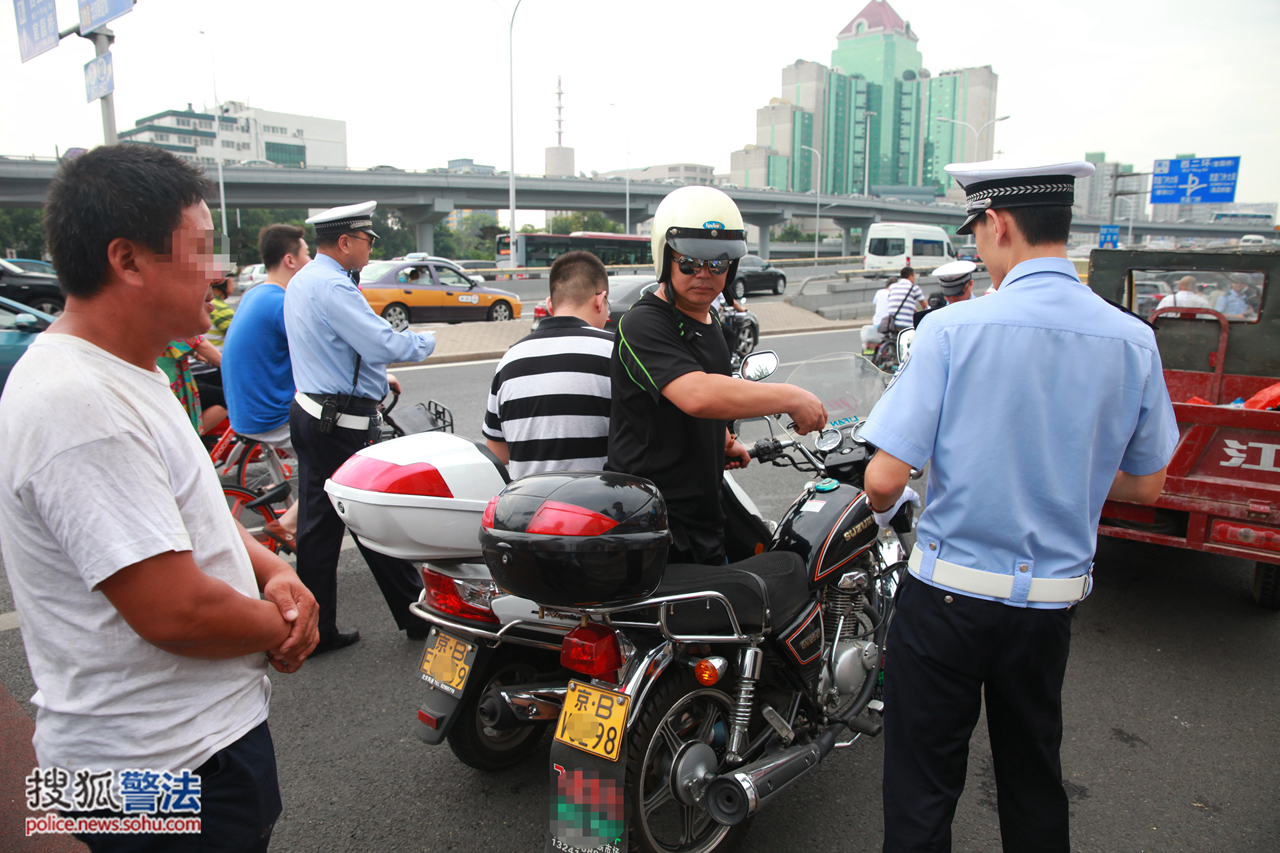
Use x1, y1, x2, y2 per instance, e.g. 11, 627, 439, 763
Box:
405, 624, 432, 641
311, 628, 361, 656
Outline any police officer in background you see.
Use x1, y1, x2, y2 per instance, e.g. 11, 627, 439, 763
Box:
285, 201, 435, 654
912, 259, 978, 328
860, 160, 1179, 852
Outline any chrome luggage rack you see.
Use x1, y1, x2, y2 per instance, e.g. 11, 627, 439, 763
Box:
409, 587, 765, 650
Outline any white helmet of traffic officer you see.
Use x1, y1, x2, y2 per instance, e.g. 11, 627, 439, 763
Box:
650, 186, 748, 290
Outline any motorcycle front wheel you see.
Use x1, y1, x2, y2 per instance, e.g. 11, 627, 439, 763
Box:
447, 650, 551, 771
625, 672, 750, 853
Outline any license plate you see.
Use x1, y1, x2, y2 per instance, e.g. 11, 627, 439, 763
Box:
554, 681, 629, 762
418, 629, 476, 697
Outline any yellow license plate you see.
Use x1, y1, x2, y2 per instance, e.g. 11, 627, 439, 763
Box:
418, 629, 476, 697
554, 681, 629, 762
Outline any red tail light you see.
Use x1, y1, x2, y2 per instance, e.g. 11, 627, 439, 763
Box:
527, 501, 620, 536
560, 623, 624, 678
418, 709, 440, 729
331, 455, 452, 497
481, 495, 498, 530
422, 568, 499, 624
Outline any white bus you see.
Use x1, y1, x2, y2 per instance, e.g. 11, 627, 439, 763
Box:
863, 223, 956, 273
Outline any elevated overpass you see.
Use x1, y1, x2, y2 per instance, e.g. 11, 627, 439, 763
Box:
0, 156, 1264, 258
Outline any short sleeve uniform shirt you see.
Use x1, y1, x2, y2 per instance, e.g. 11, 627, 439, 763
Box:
860, 258, 1179, 608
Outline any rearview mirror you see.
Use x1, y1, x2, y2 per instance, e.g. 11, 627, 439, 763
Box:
14, 313, 47, 332
740, 351, 779, 381
895, 328, 915, 364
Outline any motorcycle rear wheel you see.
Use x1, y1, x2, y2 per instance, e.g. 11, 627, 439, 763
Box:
625, 672, 750, 853
447, 650, 550, 771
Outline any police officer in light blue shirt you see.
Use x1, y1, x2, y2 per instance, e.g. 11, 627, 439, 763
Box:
284, 201, 435, 655
1215, 276, 1253, 318
861, 159, 1180, 853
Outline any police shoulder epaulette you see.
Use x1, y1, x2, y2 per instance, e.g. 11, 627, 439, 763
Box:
1101, 296, 1157, 332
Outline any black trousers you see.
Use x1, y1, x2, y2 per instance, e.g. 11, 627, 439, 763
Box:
69, 721, 280, 853
882, 573, 1074, 853
289, 401, 423, 641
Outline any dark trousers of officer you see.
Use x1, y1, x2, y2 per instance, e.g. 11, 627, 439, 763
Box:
289, 399, 423, 641
882, 573, 1074, 853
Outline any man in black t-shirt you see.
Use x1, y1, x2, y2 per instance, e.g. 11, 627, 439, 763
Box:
607, 187, 826, 565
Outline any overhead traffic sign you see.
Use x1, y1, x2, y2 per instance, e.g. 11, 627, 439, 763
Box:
77, 0, 131, 33
13, 0, 59, 63
84, 50, 113, 102
1099, 226, 1121, 249
1151, 157, 1239, 205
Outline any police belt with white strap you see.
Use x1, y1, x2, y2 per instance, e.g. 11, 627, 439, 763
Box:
907, 546, 1087, 604
294, 392, 375, 431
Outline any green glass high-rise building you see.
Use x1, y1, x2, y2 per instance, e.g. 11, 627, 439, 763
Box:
730, 1, 999, 198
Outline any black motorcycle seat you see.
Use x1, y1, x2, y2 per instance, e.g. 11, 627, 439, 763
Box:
621, 551, 809, 636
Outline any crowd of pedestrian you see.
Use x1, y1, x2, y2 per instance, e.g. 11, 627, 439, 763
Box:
0, 145, 1179, 853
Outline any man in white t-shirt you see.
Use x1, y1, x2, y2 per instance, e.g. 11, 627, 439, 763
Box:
0, 145, 318, 852
861, 284, 893, 351
1155, 275, 1213, 318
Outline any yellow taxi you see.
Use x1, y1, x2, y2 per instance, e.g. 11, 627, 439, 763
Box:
359, 258, 521, 329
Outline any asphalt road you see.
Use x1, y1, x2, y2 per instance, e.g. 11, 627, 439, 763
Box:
2, 328, 1279, 852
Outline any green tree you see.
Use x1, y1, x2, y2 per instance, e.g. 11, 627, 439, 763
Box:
447, 212, 501, 260
0, 209, 47, 261
548, 211, 622, 235
773, 221, 805, 243
519, 223, 540, 234
211, 208, 313, 268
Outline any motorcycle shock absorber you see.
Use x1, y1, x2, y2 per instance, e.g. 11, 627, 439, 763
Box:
726, 646, 763, 765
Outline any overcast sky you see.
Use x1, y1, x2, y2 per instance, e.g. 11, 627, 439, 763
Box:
3, 0, 1279, 216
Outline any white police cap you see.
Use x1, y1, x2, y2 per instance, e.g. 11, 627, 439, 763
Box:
306, 200, 379, 238
944, 159, 1095, 236
933, 259, 977, 295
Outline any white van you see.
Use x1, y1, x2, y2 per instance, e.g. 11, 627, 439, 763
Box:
1240, 234, 1269, 247
863, 222, 956, 273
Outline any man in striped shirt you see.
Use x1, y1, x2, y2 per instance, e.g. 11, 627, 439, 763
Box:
483, 251, 613, 478
885, 266, 926, 330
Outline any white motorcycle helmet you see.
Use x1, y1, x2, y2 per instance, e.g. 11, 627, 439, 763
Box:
650, 186, 748, 286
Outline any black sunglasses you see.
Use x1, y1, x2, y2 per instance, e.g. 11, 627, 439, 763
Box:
674, 253, 731, 276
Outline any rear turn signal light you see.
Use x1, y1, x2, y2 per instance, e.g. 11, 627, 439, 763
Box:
331, 455, 453, 497
481, 495, 498, 530
527, 500, 620, 536
694, 657, 728, 686
422, 568, 500, 624
560, 623, 624, 678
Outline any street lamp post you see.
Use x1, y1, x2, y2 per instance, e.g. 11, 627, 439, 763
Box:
492, 0, 523, 266
934, 115, 1010, 160
198, 30, 228, 239
800, 145, 821, 261
1117, 196, 1137, 246
862, 111, 876, 196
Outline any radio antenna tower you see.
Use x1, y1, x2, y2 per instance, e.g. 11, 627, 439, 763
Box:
555, 76, 564, 146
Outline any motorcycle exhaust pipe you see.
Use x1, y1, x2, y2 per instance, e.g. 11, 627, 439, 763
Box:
705, 727, 839, 826
478, 683, 566, 731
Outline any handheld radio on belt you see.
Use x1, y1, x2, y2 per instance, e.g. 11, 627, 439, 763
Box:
318, 355, 363, 436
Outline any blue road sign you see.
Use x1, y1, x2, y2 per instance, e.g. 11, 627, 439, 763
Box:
1099, 226, 1121, 249
78, 0, 130, 34
1151, 157, 1239, 205
13, 0, 59, 63
84, 51, 113, 102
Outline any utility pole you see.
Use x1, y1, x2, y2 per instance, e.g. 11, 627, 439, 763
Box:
1109, 168, 1152, 226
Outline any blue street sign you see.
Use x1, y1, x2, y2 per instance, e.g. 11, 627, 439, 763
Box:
77, 0, 130, 34
13, 0, 59, 63
1151, 157, 1240, 205
84, 50, 113, 102
1099, 226, 1121, 249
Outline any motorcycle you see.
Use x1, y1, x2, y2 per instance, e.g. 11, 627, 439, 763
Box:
720, 300, 759, 372
325, 352, 914, 853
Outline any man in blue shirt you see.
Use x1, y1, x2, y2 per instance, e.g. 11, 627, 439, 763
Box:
222, 224, 311, 544
284, 201, 435, 654
862, 160, 1179, 853
1215, 276, 1254, 319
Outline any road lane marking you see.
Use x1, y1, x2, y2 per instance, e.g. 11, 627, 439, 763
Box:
0, 611, 20, 633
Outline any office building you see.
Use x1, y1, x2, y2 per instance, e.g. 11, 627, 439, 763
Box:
728, 1, 999, 200
598, 163, 716, 185
1072, 152, 1150, 222
119, 102, 347, 168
